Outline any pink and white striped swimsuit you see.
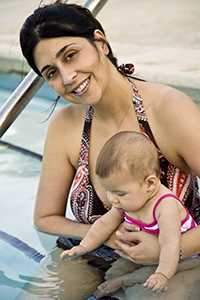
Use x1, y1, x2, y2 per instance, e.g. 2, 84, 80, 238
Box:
124, 193, 197, 235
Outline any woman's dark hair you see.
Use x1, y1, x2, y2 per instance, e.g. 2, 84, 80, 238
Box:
20, 2, 118, 76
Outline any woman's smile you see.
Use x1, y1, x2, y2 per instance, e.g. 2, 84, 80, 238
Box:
71, 76, 90, 96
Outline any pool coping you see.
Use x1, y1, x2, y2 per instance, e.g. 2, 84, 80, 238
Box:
0, 0, 200, 90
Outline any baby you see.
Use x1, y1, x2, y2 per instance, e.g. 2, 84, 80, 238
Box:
61, 131, 196, 296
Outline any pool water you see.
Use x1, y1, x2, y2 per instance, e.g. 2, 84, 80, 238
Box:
174, 85, 200, 106
0, 74, 63, 299
0, 73, 200, 299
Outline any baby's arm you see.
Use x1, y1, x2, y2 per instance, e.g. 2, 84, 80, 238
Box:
61, 207, 122, 258
144, 197, 181, 291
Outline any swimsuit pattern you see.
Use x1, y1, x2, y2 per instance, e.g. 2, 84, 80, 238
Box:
68, 106, 107, 224
123, 193, 197, 235
68, 82, 200, 225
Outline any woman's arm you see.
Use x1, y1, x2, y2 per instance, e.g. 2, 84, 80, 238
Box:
34, 106, 91, 239
155, 86, 200, 257
154, 85, 200, 176
115, 223, 159, 264
180, 226, 200, 258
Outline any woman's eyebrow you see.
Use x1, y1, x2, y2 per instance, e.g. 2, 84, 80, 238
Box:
41, 65, 51, 75
55, 43, 75, 59
40, 43, 76, 74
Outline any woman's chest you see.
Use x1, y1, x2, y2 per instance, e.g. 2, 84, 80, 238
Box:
88, 120, 140, 206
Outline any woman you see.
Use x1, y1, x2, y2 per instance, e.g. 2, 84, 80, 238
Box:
19, 2, 200, 299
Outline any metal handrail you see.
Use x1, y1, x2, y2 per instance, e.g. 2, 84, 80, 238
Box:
0, 0, 108, 138
0, 71, 44, 137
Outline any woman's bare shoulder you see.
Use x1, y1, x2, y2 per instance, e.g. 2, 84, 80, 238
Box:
143, 81, 200, 173
51, 104, 85, 124
138, 81, 200, 128
45, 104, 86, 161
142, 81, 195, 112
48, 104, 86, 135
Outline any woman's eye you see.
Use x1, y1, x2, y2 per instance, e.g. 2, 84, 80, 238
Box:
46, 69, 56, 80
63, 52, 76, 62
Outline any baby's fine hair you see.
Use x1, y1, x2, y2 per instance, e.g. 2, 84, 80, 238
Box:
96, 131, 160, 180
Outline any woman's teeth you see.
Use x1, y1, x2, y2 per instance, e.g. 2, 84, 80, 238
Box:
73, 78, 90, 96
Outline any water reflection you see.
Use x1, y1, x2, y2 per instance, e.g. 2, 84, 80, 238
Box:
16, 248, 103, 300
0, 269, 61, 299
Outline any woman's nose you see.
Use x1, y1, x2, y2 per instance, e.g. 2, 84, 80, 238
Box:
60, 67, 77, 86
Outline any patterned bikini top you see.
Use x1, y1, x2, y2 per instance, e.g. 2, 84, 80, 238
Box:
123, 193, 197, 235
67, 76, 200, 225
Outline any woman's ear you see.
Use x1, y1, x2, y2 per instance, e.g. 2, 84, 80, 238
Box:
93, 29, 109, 55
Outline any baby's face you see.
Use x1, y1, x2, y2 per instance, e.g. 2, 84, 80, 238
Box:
99, 171, 148, 212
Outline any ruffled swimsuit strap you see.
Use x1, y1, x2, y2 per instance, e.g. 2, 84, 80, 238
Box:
130, 81, 159, 149
78, 106, 94, 167
70, 106, 107, 224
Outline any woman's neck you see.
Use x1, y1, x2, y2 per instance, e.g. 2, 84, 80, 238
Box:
93, 67, 134, 127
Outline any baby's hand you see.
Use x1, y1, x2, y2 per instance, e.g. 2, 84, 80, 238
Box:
60, 244, 87, 260
143, 272, 168, 292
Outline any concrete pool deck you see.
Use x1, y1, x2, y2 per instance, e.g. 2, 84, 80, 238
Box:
0, 0, 199, 88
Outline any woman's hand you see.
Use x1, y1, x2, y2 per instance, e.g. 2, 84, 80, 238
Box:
115, 222, 160, 264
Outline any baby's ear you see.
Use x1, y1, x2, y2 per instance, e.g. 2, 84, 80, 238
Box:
145, 174, 157, 191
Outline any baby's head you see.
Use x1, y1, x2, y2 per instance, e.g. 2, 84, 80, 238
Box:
96, 131, 160, 180
96, 131, 160, 210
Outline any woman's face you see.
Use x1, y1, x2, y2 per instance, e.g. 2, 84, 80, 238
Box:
33, 32, 110, 105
